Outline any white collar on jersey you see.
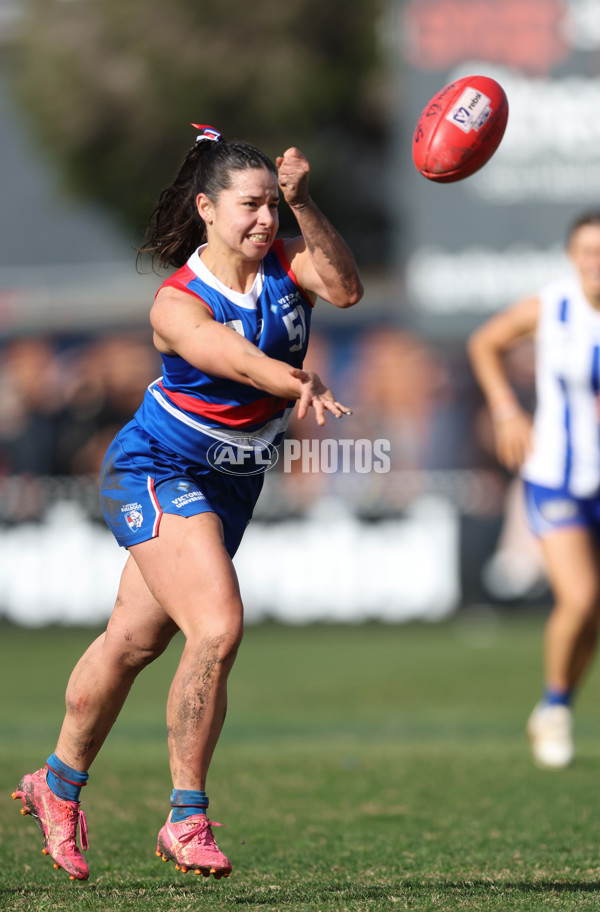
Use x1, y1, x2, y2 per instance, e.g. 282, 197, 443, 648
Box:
187, 245, 265, 310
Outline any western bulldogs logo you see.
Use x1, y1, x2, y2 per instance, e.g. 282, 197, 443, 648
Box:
125, 509, 144, 531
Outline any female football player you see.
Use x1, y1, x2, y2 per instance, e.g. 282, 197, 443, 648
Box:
468, 211, 600, 770
13, 126, 362, 879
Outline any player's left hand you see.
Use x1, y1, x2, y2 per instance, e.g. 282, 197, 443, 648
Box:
290, 368, 352, 426
276, 148, 310, 209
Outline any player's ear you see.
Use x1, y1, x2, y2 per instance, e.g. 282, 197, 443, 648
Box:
196, 193, 214, 225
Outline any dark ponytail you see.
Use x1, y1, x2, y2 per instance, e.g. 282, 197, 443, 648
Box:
138, 130, 277, 270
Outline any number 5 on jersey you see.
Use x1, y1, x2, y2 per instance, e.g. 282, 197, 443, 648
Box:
283, 308, 307, 352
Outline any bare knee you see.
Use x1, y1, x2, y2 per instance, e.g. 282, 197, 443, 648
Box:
104, 618, 179, 672
185, 618, 244, 673
552, 591, 600, 627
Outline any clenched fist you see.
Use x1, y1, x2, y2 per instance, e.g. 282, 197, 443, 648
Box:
276, 147, 310, 209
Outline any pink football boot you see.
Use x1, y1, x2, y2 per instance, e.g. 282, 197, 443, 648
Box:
156, 811, 231, 878
12, 767, 89, 881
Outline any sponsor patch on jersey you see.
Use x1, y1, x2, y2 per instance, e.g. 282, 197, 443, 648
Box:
540, 499, 579, 523
277, 291, 302, 310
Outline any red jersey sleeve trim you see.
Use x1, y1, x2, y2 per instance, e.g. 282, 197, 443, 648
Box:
271, 239, 315, 309
156, 265, 214, 316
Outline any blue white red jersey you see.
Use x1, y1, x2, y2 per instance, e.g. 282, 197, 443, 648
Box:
521, 275, 600, 497
134, 239, 313, 464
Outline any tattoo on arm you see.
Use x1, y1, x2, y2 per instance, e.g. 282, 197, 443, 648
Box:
292, 199, 361, 298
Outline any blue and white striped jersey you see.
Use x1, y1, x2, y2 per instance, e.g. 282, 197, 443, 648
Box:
522, 275, 600, 496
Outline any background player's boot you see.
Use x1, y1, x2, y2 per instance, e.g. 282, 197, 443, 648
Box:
156, 811, 231, 877
526, 702, 574, 769
12, 767, 89, 880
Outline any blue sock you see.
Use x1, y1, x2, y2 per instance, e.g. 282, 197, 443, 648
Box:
46, 753, 89, 803
170, 789, 209, 822
543, 687, 573, 708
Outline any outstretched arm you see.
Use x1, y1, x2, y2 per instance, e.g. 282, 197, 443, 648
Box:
151, 289, 351, 426
276, 148, 363, 309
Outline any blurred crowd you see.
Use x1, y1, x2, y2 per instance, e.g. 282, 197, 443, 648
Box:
280, 323, 535, 516
0, 324, 545, 603
0, 324, 536, 515
0, 333, 161, 477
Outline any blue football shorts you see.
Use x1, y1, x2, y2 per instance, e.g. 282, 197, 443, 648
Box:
523, 479, 600, 540
99, 419, 264, 558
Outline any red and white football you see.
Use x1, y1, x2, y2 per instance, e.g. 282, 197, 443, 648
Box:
412, 75, 509, 183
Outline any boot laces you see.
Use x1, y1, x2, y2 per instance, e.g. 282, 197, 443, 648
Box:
178, 818, 225, 848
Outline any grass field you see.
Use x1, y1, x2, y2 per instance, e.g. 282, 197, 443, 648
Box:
2, 612, 600, 911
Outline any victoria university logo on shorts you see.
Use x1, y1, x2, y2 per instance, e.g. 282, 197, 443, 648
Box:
207, 435, 391, 476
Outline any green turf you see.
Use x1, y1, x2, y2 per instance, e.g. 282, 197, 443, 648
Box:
2, 613, 600, 911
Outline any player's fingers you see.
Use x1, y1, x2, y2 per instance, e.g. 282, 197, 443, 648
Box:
281, 146, 307, 163
497, 441, 513, 471
323, 399, 351, 419
313, 399, 326, 426
510, 441, 526, 471
334, 401, 353, 417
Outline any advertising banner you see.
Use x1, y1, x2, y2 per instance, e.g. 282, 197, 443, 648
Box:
397, 0, 600, 335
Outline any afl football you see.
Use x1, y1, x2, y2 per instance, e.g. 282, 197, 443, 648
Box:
412, 75, 509, 183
